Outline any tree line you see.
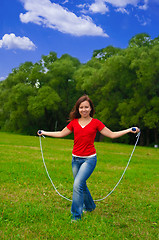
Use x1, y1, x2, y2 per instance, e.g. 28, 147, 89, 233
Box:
0, 33, 159, 146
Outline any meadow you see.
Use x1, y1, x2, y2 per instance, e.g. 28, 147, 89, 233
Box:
0, 132, 158, 239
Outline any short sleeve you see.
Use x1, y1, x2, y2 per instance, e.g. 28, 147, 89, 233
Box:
67, 120, 74, 132
96, 119, 105, 131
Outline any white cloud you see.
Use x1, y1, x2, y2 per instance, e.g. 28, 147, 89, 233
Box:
0, 33, 36, 50
89, 1, 109, 14
115, 8, 129, 14
0, 76, 6, 81
105, 0, 139, 8
135, 14, 151, 26
77, 3, 90, 14
19, 0, 108, 37
88, 0, 149, 14
62, 0, 69, 4
138, 0, 148, 10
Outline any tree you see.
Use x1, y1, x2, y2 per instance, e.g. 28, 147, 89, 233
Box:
128, 33, 151, 48
41, 51, 58, 70
118, 42, 159, 145
2, 83, 36, 133
0, 35, 158, 145
28, 86, 61, 130
46, 54, 81, 126
93, 45, 121, 61
74, 58, 102, 94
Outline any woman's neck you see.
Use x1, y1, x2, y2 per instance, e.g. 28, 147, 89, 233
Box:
78, 116, 92, 128
79, 116, 92, 122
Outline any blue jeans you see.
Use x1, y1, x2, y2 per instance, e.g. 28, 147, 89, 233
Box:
71, 155, 97, 220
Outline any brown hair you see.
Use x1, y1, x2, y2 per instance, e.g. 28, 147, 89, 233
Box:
69, 95, 95, 121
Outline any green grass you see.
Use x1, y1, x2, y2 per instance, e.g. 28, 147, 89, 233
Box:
0, 132, 158, 239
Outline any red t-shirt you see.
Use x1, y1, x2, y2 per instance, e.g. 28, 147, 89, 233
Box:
67, 118, 105, 157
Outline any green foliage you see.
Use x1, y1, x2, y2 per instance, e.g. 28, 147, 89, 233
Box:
74, 58, 102, 91
128, 33, 151, 48
41, 51, 58, 70
0, 53, 81, 133
28, 86, 61, 118
93, 45, 121, 61
1, 82, 36, 133
0, 33, 159, 145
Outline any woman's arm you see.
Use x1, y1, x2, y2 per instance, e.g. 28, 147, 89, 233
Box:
100, 126, 140, 139
37, 127, 72, 138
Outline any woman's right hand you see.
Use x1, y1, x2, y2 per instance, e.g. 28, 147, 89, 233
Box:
37, 130, 44, 136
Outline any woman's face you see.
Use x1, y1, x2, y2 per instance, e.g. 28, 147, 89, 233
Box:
78, 100, 92, 118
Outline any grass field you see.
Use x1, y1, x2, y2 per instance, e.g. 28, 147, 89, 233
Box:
0, 132, 158, 239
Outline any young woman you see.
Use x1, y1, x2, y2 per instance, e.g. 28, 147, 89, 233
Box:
37, 95, 140, 221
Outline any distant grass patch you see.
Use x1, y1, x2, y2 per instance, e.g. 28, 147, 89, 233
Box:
0, 132, 158, 239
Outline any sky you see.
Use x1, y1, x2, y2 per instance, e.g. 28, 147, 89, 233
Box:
0, 0, 159, 81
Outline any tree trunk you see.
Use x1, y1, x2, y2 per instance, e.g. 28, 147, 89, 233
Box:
146, 129, 149, 146
154, 128, 158, 144
139, 131, 145, 146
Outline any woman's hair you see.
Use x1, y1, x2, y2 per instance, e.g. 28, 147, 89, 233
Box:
69, 95, 95, 121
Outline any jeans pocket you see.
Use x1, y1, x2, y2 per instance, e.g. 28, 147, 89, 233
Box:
86, 156, 97, 167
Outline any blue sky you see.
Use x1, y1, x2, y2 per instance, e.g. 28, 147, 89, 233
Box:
0, 0, 159, 80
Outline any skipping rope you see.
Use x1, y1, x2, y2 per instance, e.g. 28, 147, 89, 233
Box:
38, 129, 141, 202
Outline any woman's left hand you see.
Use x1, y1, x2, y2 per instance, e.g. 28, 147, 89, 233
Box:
130, 127, 140, 134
